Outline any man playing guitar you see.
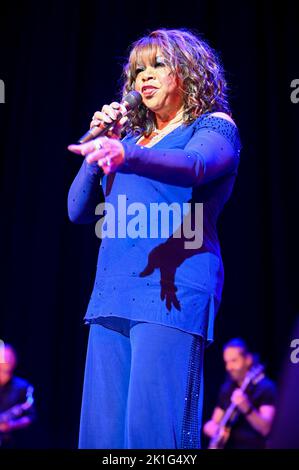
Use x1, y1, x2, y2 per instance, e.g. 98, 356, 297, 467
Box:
0, 344, 35, 448
203, 338, 276, 449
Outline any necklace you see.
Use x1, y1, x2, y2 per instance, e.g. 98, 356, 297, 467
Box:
137, 109, 184, 148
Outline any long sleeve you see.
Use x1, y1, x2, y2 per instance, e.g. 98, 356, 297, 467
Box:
119, 116, 241, 187
67, 159, 104, 224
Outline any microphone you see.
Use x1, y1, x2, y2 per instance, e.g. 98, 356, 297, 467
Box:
78, 91, 142, 144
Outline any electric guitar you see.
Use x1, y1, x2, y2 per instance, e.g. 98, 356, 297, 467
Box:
0, 385, 34, 425
208, 364, 264, 449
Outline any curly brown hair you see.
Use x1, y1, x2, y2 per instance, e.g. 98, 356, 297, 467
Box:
121, 28, 231, 136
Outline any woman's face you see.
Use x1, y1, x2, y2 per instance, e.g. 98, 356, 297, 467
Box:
133, 49, 184, 116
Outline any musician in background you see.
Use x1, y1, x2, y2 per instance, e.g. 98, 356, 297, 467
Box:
0, 344, 35, 448
203, 338, 276, 449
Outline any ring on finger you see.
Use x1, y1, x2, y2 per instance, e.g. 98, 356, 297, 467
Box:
104, 150, 111, 166
93, 140, 102, 151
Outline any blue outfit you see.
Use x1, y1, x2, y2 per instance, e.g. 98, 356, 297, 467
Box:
78, 320, 204, 449
68, 113, 241, 448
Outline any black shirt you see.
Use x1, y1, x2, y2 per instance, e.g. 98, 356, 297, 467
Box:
217, 376, 276, 449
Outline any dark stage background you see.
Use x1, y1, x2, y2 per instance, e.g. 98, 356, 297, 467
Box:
0, 0, 298, 448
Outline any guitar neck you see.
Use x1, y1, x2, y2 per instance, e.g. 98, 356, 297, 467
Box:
218, 375, 254, 428
0, 386, 34, 425
218, 402, 238, 429
0, 405, 21, 423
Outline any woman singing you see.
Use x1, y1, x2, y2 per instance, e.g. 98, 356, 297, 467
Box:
68, 28, 242, 449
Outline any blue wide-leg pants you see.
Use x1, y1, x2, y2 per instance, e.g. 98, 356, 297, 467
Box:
79, 319, 204, 449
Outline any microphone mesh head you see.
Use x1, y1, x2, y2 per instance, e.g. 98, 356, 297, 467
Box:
123, 91, 142, 110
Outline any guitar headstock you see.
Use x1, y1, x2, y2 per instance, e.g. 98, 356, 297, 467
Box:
241, 364, 265, 390
23, 385, 34, 410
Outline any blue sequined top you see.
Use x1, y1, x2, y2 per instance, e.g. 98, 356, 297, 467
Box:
68, 113, 242, 341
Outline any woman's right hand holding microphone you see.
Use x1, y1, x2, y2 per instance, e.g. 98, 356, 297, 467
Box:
90, 101, 128, 140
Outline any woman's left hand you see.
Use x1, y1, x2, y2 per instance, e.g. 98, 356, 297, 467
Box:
68, 137, 125, 175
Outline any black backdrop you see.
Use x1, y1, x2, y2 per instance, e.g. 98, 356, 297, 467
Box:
0, 0, 298, 448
